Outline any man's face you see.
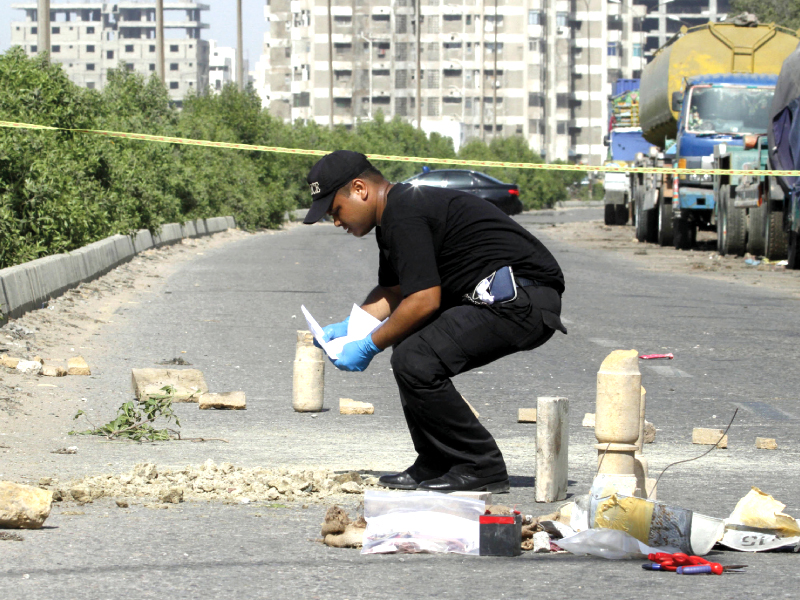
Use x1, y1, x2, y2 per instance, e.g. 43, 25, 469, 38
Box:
327, 180, 375, 238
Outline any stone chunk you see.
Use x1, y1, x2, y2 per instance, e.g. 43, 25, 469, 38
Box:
16, 360, 42, 374
198, 391, 246, 410
41, 364, 67, 377
0, 355, 20, 369
160, 487, 184, 504
0, 481, 53, 529
532, 531, 551, 553
339, 398, 374, 415
67, 356, 91, 376
644, 420, 656, 444
518, 408, 537, 423
582, 412, 596, 428
131, 368, 208, 403
692, 428, 728, 448
755, 437, 778, 450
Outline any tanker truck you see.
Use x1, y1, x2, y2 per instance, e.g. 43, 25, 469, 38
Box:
713, 40, 800, 267
632, 19, 800, 249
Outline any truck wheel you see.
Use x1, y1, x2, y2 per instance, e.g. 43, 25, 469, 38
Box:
727, 203, 747, 257
658, 199, 674, 246
604, 203, 616, 226
717, 185, 728, 255
788, 231, 800, 270
615, 204, 629, 225
747, 202, 766, 257
765, 207, 788, 260
673, 218, 695, 250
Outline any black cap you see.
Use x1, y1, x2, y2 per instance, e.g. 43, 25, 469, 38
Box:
304, 150, 373, 224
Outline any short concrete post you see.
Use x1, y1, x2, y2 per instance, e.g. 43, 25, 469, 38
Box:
292, 330, 325, 412
595, 349, 641, 476
535, 396, 569, 503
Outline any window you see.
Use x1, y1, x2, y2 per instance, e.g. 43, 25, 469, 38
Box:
447, 172, 472, 187
52, 45, 61, 53
87, 82, 95, 89
126, 45, 134, 53
170, 63, 178, 71
52, 26, 60, 34
149, 64, 155, 71
486, 42, 503, 54
87, 63, 95, 71
31, 26, 37, 34
285, 47, 291, 58
87, 27, 95, 34
607, 42, 619, 57
633, 43, 642, 58
528, 10, 542, 25
529, 92, 544, 107
126, 63, 134, 71
150, 45, 156, 52
557, 93, 570, 108
31, 45, 37, 53
293, 92, 311, 108
334, 98, 352, 108
556, 12, 569, 28
107, 50, 114, 59
170, 45, 179, 52
466, 15, 472, 26
87, 45, 95, 53
169, 81, 179, 89
557, 121, 568, 134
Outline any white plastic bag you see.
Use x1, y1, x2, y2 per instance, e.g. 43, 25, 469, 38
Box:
556, 528, 678, 560
361, 490, 485, 555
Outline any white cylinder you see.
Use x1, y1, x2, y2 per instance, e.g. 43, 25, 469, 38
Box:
595, 349, 642, 444
292, 330, 325, 412
535, 396, 569, 503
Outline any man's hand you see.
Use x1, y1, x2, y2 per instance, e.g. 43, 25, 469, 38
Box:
331, 334, 382, 372
313, 316, 350, 349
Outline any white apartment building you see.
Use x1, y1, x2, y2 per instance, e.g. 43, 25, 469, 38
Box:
10, 1, 210, 104
209, 39, 252, 93
642, 0, 731, 55
254, 0, 646, 164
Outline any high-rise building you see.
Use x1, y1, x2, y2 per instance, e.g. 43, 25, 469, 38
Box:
641, 0, 731, 55
209, 39, 250, 93
10, 1, 210, 104
254, 0, 646, 163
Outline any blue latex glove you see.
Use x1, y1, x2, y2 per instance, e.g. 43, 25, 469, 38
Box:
314, 316, 350, 349
331, 334, 382, 372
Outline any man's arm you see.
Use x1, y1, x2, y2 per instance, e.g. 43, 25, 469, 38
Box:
360, 285, 403, 321
370, 286, 441, 350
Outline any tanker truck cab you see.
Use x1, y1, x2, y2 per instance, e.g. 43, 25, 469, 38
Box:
672, 75, 777, 248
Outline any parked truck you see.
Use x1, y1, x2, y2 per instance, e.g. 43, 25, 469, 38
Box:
713, 40, 800, 268
632, 19, 800, 249
603, 80, 655, 225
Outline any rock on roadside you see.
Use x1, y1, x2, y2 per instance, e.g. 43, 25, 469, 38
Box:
0, 482, 54, 529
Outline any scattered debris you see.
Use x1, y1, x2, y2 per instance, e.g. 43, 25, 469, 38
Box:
339, 398, 374, 415
198, 391, 246, 410
41, 364, 67, 377
157, 357, 192, 366
0, 481, 54, 529
115, 499, 129, 508
15, 360, 41, 375
582, 413, 595, 427
692, 428, 728, 448
719, 487, 800, 551
51, 447, 77, 455
644, 420, 656, 444
321, 506, 366, 548
131, 368, 207, 403
755, 437, 778, 450
0, 355, 20, 369
67, 356, 91, 376
639, 353, 674, 360
517, 408, 537, 423
0, 532, 23, 541
64, 461, 374, 505
159, 487, 184, 504
532, 530, 552, 553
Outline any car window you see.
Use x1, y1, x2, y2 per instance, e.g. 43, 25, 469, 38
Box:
415, 172, 447, 185
446, 171, 473, 187
474, 172, 505, 185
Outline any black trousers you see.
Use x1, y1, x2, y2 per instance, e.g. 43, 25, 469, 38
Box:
390, 285, 565, 479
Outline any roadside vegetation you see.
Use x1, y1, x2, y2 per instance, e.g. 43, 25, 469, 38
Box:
0, 47, 581, 269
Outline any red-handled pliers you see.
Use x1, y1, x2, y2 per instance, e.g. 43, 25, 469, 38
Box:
645, 552, 747, 575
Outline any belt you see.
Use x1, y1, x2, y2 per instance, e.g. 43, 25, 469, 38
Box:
515, 276, 538, 287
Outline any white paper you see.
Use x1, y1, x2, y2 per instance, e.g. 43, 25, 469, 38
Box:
301, 304, 386, 360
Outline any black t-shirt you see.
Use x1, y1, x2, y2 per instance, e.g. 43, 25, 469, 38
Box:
376, 183, 565, 307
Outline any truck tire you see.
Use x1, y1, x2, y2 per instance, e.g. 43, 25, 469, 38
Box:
673, 218, 696, 250
604, 203, 616, 226
636, 191, 658, 243
765, 207, 788, 260
788, 231, 800, 270
747, 202, 766, 257
658, 199, 674, 246
717, 185, 728, 255
615, 203, 629, 225
719, 184, 746, 256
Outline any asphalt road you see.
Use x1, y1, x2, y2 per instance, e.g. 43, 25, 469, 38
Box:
3, 206, 800, 599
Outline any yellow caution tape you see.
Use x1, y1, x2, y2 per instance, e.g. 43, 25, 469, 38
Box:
2, 119, 799, 177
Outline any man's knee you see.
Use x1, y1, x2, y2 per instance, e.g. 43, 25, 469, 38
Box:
391, 335, 444, 388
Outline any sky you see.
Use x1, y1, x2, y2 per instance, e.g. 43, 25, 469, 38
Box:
0, 1, 267, 71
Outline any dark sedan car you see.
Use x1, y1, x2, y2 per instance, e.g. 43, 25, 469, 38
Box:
401, 169, 523, 215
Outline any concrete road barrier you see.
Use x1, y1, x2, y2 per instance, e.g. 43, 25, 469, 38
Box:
0, 216, 235, 322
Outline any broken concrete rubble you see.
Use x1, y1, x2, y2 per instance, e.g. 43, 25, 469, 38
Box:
0, 481, 53, 529
0, 354, 20, 369
339, 398, 374, 415
755, 437, 778, 450
321, 505, 366, 548
131, 368, 208, 402
67, 356, 91, 376
517, 408, 537, 423
198, 391, 246, 410
16, 360, 41, 374
582, 413, 595, 427
41, 364, 67, 377
692, 428, 728, 448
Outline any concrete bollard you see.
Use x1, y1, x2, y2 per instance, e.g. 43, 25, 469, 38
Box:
595, 350, 641, 477
535, 396, 568, 503
635, 386, 646, 455
292, 331, 325, 412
